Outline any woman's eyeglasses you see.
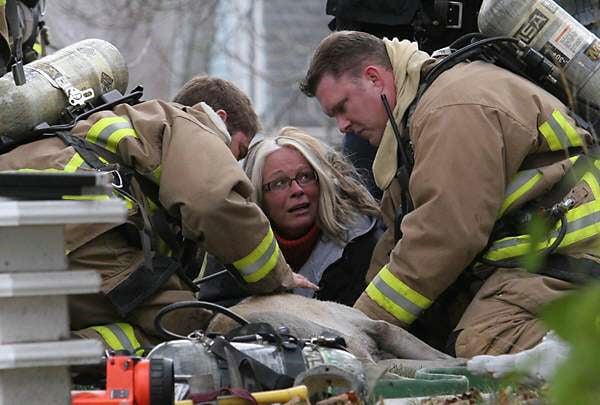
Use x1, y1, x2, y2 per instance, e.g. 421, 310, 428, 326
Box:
262, 170, 318, 192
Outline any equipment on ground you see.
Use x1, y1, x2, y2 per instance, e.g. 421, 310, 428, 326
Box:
148, 301, 367, 403
0, 38, 128, 143
71, 354, 174, 405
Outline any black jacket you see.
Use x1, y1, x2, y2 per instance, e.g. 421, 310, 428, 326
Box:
198, 215, 383, 307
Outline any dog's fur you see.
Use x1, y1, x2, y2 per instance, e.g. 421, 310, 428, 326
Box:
207, 293, 462, 370
467, 331, 569, 383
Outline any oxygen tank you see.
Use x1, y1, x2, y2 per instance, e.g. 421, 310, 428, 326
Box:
478, 0, 600, 106
0, 38, 128, 140
148, 335, 367, 400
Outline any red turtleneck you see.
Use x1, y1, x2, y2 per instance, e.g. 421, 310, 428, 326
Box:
275, 224, 320, 272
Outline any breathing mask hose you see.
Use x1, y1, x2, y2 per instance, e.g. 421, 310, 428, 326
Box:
154, 300, 249, 340
424, 36, 520, 86
477, 208, 569, 269
381, 94, 414, 242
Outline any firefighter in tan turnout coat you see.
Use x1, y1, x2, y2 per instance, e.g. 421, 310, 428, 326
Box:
300, 31, 600, 357
0, 76, 314, 353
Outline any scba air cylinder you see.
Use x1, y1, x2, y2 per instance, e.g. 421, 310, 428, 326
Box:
478, 0, 600, 106
0, 38, 128, 141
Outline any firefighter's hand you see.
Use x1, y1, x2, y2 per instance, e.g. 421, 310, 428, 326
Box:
292, 273, 319, 290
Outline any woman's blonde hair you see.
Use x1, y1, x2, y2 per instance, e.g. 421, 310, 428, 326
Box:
244, 127, 380, 243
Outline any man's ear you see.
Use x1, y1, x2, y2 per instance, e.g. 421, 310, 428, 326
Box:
215, 109, 228, 122
364, 65, 385, 89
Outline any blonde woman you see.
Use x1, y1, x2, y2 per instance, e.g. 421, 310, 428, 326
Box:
199, 127, 382, 306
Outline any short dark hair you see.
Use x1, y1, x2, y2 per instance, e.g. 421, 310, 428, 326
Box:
173, 76, 261, 137
300, 31, 392, 97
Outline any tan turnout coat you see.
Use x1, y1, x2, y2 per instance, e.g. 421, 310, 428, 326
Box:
355, 61, 599, 356
0, 100, 294, 342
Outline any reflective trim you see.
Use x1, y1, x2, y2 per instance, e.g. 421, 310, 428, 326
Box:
365, 265, 432, 324
552, 110, 583, 148
86, 117, 138, 153
583, 166, 600, 198
233, 228, 280, 283
485, 170, 600, 262
64, 153, 91, 172
17, 152, 92, 174
91, 323, 144, 356
150, 165, 162, 184
62, 195, 111, 201
0, 1, 6, 6
366, 284, 415, 324
539, 110, 582, 151
554, 207, 600, 247
500, 169, 542, 216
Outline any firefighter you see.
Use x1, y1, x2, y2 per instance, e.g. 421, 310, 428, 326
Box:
0, 75, 316, 354
0, 0, 48, 76
300, 31, 599, 357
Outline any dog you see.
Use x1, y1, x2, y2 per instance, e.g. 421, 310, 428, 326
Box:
467, 331, 570, 383
207, 293, 464, 373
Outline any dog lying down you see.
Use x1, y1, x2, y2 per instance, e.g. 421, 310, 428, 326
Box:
207, 293, 464, 372
467, 331, 570, 384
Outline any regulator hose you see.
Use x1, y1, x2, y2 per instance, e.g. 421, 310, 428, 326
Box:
154, 300, 249, 340
477, 209, 569, 269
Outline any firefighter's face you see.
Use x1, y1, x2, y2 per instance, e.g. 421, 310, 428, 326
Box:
229, 131, 251, 160
261, 147, 320, 239
315, 66, 395, 146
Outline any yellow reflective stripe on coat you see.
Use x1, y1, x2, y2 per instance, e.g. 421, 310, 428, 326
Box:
233, 228, 280, 283
90, 323, 144, 356
32, 42, 42, 55
484, 159, 600, 261
499, 156, 580, 217
64, 153, 92, 172
538, 110, 583, 151
18, 152, 92, 173
150, 165, 162, 184
499, 168, 543, 216
365, 265, 432, 324
86, 116, 138, 153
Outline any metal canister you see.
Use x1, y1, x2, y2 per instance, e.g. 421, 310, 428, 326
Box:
0, 38, 128, 140
479, 0, 600, 106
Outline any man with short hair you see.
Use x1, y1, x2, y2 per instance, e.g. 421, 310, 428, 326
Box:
173, 75, 259, 160
0, 76, 315, 352
301, 31, 599, 357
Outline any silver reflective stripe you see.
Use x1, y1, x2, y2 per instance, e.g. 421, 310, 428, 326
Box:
550, 211, 600, 239
547, 114, 570, 149
505, 169, 539, 198
372, 275, 422, 318
95, 121, 132, 149
488, 236, 526, 251
237, 237, 277, 276
105, 324, 135, 353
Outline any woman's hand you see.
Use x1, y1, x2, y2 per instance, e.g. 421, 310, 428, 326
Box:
292, 273, 319, 290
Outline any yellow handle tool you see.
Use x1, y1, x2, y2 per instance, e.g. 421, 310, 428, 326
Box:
218, 385, 309, 405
